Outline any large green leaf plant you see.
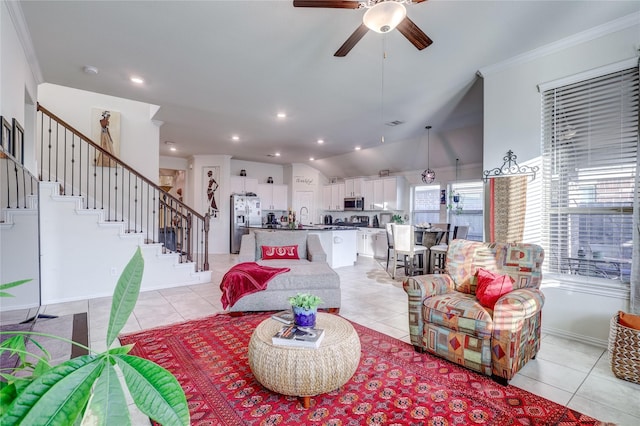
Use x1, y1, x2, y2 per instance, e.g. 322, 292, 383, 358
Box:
0, 248, 190, 425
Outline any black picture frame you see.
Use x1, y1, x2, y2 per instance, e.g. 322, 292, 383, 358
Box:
0, 116, 11, 154
12, 118, 24, 164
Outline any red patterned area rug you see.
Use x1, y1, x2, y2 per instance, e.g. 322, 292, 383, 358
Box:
119, 313, 606, 426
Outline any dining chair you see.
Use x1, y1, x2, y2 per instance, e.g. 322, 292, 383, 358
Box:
392, 224, 428, 278
429, 225, 469, 274
386, 223, 407, 275
430, 223, 451, 245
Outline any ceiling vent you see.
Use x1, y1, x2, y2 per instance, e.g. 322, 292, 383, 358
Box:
385, 120, 405, 127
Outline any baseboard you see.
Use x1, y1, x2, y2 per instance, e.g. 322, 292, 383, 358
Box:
541, 325, 608, 349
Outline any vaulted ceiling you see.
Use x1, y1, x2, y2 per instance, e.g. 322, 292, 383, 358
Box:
19, 1, 639, 178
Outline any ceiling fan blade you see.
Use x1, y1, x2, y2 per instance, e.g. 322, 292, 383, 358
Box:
293, 0, 361, 8
334, 24, 369, 57
397, 17, 433, 50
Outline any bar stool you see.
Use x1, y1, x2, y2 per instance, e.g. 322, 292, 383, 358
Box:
429, 225, 469, 274
392, 224, 428, 278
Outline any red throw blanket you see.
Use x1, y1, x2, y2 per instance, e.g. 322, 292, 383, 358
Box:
219, 262, 290, 309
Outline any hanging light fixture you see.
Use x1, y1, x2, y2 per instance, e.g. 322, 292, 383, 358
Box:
363, 1, 407, 33
421, 125, 436, 183
452, 158, 461, 203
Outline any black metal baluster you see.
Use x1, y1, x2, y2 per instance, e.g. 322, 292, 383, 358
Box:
71, 134, 76, 196
4, 157, 9, 208
114, 163, 118, 222
62, 130, 67, 195
134, 176, 138, 232
92, 147, 97, 209
22, 167, 27, 208
54, 123, 59, 184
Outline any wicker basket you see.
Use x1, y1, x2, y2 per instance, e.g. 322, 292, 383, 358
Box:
608, 313, 640, 384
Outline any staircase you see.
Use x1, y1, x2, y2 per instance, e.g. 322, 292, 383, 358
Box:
0, 105, 212, 308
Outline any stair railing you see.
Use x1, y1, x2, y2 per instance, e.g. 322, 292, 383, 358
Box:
0, 148, 39, 212
36, 103, 209, 272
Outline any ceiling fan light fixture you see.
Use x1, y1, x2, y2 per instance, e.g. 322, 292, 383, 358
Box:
363, 1, 407, 33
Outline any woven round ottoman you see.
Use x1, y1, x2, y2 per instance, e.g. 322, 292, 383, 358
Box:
248, 312, 361, 408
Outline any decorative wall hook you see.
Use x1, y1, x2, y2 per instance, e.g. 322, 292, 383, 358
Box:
483, 150, 539, 182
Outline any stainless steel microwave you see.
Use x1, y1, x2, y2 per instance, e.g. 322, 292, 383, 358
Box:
344, 197, 364, 211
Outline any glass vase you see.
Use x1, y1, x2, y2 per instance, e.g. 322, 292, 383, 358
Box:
292, 306, 317, 328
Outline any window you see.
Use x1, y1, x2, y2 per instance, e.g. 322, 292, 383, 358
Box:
448, 181, 483, 241
412, 185, 440, 225
541, 66, 638, 284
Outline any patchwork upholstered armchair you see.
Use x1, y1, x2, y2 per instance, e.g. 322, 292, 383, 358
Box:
403, 239, 544, 384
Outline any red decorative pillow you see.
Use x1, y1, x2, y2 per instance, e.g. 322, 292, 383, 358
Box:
475, 268, 514, 309
261, 245, 299, 260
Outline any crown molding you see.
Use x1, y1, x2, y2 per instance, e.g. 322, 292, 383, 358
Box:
477, 12, 640, 78
5, 1, 44, 84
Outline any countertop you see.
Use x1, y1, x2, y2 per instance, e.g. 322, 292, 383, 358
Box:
249, 225, 360, 231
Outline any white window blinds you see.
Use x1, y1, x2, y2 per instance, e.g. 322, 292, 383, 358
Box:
541, 66, 638, 283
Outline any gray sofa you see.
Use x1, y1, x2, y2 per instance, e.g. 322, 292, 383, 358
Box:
230, 230, 341, 312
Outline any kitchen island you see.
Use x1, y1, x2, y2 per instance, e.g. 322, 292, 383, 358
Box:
247, 226, 357, 268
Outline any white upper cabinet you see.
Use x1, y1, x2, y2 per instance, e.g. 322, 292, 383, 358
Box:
361, 176, 406, 211
230, 176, 258, 195
344, 178, 364, 197
258, 183, 288, 210
363, 180, 376, 210
322, 183, 345, 211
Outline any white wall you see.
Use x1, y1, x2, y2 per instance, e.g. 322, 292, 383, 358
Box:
38, 83, 161, 183
231, 159, 284, 185
286, 163, 326, 225
0, 2, 38, 174
0, 1, 41, 309
481, 16, 639, 345
189, 155, 232, 253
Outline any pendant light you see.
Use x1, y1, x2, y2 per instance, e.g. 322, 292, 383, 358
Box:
452, 158, 461, 203
421, 125, 435, 183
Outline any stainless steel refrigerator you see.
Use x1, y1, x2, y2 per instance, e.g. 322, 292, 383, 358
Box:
230, 194, 262, 253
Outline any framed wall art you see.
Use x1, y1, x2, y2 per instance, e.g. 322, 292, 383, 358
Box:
0, 116, 11, 156
12, 118, 24, 164
203, 166, 220, 219
92, 108, 121, 167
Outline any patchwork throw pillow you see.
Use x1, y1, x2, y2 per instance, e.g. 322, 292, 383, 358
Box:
261, 245, 299, 260
475, 268, 514, 309
618, 311, 640, 330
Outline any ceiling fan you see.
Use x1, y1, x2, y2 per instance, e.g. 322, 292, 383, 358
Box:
293, 0, 433, 57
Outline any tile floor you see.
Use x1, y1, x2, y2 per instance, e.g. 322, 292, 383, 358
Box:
3, 254, 639, 425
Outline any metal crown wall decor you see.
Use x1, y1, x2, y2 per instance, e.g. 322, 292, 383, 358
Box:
483, 150, 539, 182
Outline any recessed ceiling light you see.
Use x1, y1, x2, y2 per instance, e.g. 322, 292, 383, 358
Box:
83, 65, 98, 75
232, 135, 240, 141
317, 139, 324, 144
277, 112, 286, 119
169, 147, 177, 152
275, 152, 281, 157
309, 157, 315, 161
130, 76, 144, 84
355, 146, 361, 151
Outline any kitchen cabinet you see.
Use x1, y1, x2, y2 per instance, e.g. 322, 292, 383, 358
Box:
362, 176, 406, 211
373, 229, 389, 259
230, 176, 258, 195
363, 180, 376, 210
322, 183, 345, 211
357, 228, 386, 258
257, 183, 287, 210
344, 178, 365, 197
308, 230, 357, 268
